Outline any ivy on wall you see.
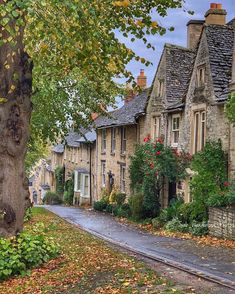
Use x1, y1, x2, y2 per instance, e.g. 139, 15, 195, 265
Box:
55, 166, 65, 197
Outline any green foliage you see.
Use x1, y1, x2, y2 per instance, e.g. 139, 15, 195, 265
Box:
0, 0, 186, 142
43, 192, 63, 205
93, 199, 108, 212
0, 224, 59, 281
64, 174, 74, 205
128, 193, 145, 220
164, 218, 189, 233
207, 184, 235, 207
24, 207, 32, 223
157, 197, 184, 224
25, 134, 48, 175
114, 193, 126, 206
130, 138, 191, 218
114, 203, 131, 218
226, 92, 235, 125
190, 140, 228, 208
189, 221, 208, 236
55, 166, 65, 196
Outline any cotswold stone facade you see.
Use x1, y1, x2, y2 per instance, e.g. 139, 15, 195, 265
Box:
95, 85, 149, 199
209, 207, 235, 240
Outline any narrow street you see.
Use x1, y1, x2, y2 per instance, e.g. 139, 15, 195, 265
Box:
44, 205, 235, 291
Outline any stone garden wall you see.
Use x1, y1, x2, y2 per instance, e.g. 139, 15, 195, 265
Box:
208, 207, 235, 240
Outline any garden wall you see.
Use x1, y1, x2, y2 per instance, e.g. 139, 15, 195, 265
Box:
208, 207, 235, 240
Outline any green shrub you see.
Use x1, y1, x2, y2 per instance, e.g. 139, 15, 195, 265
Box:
43, 191, 63, 205
55, 166, 65, 196
105, 203, 115, 214
164, 218, 189, 233
152, 217, 162, 229
0, 224, 59, 281
157, 197, 184, 224
189, 221, 208, 236
207, 187, 235, 207
190, 140, 228, 212
24, 207, 32, 223
128, 193, 145, 220
115, 193, 126, 206
63, 176, 74, 205
114, 203, 131, 218
189, 201, 208, 223
93, 199, 108, 212
177, 203, 193, 224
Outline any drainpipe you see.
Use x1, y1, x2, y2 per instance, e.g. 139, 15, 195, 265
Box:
89, 143, 92, 206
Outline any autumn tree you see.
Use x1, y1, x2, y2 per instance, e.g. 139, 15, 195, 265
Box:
0, 0, 185, 236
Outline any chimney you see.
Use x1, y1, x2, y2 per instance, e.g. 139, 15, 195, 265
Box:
124, 83, 135, 104
137, 69, 147, 89
205, 3, 227, 25
187, 20, 204, 50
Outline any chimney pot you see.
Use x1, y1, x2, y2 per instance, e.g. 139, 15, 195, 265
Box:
137, 69, 147, 89
210, 3, 217, 9
216, 3, 222, 9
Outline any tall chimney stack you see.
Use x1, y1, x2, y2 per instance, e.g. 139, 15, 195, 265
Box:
187, 20, 204, 50
137, 69, 147, 89
205, 3, 227, 25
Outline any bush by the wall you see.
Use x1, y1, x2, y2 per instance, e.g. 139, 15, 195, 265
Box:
164, 218, 189, 233
55, 166, 65, 196
43, 192, 63, 205
189, 221, 208, 236
207, 184, 235, 207
128, 193, 145, 220
64, 175, 74, 205
93, 199, 108, 212
0, 224, 59, 281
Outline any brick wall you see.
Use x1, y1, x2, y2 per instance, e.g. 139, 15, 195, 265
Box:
208, 207, 235, 240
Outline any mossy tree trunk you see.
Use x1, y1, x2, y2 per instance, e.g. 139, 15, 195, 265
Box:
0, 8, 33, 236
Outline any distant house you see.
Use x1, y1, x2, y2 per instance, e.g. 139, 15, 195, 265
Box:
63, 129, 97, 205
95, 70, 149, 198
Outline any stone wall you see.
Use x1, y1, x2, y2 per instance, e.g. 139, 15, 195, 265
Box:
208, 207, 235, 240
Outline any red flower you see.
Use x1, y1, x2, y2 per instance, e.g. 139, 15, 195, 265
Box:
224, 181, 229, 187
149, 163, 154, 169
156, 138, 163, 144
156, 151, 161, 155
144, 135, 151, 143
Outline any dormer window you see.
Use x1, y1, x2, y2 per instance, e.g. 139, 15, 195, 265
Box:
196, 65, 205, 87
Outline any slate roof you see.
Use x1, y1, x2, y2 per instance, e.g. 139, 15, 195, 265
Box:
52, 143, 65, 154
95, 89, 149, 128
206, 25, 234, 101
165, 44, 195, 107
76, 129, 96, 143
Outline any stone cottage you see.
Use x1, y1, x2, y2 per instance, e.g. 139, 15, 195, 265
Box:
95, 70, 149, 198
142, 3, 235, 205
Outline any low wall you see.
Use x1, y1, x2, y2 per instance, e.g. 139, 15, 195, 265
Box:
208, 207, 235, 240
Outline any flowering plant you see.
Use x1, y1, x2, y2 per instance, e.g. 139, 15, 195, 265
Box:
129, 137, 191, 217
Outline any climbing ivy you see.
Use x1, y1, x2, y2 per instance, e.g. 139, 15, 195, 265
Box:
55, 166, 65, 197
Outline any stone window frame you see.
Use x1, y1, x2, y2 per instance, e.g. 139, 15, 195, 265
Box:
120, 164, 126, 193
157, 79, 164, 97
74, 171, 81, 192
120, 126, 127, 155
101, 160, 106, 188
82, 174, 90, 198
152, 116, 161, 140
111, 127, 116, 154
171, 114, 181, 148
196, 64, 206, 88
101, 129, 107, 154
191, 104, 207, 154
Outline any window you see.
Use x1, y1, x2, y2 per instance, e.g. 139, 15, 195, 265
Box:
121, 127, 127, 154
111, 128, 116, 153
196, 66, 205, 87
152, 117, 161, 139
193, 110, 206, 153
172, 115, 180, 146
101, 129, 106, 153
101, 161, 106, 187
83, 175, 89, 197
157, 79, 164, 97
74, 171, 81, 192
120, 166, 126, 193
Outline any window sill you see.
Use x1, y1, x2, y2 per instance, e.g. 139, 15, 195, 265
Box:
110, 152, 115, 156
120, 152, 126, 157
101, 152, 106, 155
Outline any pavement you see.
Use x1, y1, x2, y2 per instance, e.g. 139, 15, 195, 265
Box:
43, 205, 235, 290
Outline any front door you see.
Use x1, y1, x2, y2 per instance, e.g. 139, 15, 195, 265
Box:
168, 182, 177, 205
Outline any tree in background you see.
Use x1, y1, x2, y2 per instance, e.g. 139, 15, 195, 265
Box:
0, 0, 186, 235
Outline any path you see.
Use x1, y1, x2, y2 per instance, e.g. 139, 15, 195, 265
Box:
44, 205, 235, 289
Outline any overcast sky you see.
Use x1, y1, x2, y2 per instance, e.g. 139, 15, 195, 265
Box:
117, 0, 234, 89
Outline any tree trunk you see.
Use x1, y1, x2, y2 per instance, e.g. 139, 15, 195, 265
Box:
0, 12, 33, 236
